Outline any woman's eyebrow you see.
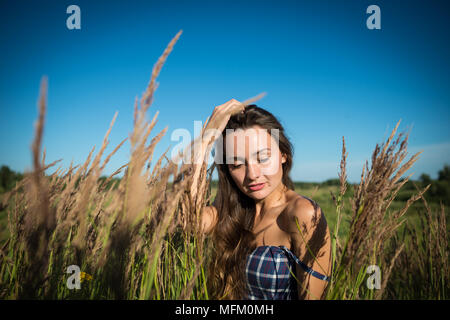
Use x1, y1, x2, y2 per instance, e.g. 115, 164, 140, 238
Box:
225, 156, 246, 163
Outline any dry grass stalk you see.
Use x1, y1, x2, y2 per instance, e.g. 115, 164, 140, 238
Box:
326, 119, 435, 300
0, 29, 209, 299
343, 120, 422, 270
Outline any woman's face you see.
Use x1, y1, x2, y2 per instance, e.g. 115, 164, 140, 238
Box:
224, 125, 286, 201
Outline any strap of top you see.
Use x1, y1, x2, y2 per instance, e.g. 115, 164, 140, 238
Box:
279, 246, 330, 282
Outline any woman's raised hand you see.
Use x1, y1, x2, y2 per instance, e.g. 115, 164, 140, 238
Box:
203, 98, 245, 144
188, 99, 244, 200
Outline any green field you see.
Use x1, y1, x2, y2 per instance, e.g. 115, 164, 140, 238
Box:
206, 180, 449, 240
1, 178, 447, 247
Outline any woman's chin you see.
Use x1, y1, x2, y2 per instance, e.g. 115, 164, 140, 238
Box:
246, 190, 270, 200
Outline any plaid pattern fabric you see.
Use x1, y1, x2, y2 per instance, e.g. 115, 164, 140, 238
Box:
245, 245, 330, 300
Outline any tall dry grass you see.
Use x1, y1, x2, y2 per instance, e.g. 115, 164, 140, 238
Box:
0, 29, 211, 299
0, 30, 448, 300
383, 186, 449, 299
325, 123, 448, 300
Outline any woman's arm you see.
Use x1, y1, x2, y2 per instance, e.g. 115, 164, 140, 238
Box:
288, 197, 332, 300
187, 99, 245, 232
189, 99, 245, 198
200, 205, 218, 235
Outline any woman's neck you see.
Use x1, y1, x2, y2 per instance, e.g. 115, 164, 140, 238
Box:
254, 182, 287, 219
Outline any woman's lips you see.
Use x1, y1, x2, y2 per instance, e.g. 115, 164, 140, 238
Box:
248, 183, 265, 191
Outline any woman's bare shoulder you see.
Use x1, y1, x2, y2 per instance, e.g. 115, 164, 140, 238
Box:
282, 190, 324, 232
284, 190, 320, 211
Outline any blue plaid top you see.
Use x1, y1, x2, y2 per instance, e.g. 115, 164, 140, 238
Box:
245, 245, 330, 300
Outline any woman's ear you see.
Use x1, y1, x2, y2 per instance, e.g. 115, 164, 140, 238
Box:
281, 153, 287, 164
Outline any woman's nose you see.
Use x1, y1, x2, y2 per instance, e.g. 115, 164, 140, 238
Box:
246, 162, 261, 180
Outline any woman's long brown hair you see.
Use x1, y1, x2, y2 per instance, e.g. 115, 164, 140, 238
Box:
207, 105, 295, 299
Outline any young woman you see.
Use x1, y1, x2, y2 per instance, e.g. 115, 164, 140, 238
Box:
190, 99, 331, 300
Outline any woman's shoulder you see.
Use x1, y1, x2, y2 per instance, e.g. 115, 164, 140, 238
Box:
284, 190, 321, 212
281, 190, 324, 231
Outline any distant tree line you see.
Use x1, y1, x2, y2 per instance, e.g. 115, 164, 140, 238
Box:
0, 165, 121, 194
410, 164, 449, 206
0, 166, 24, 194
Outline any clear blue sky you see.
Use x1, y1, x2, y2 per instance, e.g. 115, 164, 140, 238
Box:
0, 0, 449, 183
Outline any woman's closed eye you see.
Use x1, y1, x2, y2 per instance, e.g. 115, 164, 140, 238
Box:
230, 162, 244, 169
